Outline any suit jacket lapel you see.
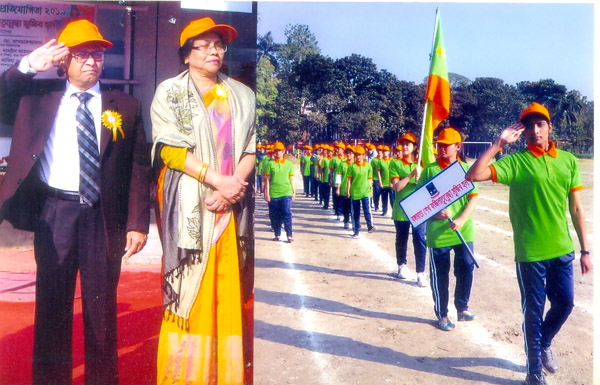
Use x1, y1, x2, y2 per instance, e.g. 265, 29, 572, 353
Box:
100, 91, 116, 158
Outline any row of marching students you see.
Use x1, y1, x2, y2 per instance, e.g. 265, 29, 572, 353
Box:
298, 129, 479, 333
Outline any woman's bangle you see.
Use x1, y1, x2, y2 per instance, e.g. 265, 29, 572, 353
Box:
196, 162, 209, 182
581, 250, 590, 255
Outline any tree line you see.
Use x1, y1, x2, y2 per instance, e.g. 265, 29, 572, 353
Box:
256, 24, 594, 155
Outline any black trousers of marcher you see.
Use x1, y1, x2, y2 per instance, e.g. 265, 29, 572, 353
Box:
32, 195, 121, 385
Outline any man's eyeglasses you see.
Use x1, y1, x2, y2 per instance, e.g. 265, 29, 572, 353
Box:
192, 42, 227, 54
71, 51, 105, 63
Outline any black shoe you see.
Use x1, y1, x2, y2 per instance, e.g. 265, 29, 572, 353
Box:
273, 236, 280, 241
541, 347, 558, 373
524, 372, 547, 385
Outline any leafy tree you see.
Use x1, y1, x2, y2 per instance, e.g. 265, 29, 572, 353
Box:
277, 24, 320, 77
257, 32, 280, 70
256, 55, 279, 140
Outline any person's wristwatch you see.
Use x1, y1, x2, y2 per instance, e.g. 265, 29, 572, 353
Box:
581, 250, 590, 255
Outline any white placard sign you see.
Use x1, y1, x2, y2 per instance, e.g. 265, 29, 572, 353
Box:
400, 160, 474, 227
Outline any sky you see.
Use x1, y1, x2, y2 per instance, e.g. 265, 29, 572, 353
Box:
256, 1, 595, 100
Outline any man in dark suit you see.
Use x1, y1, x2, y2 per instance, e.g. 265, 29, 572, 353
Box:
0, 20, 152, 384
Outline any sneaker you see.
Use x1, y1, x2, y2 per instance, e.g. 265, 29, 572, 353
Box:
336, 215, 342, 221
397, 264, 408, 279
287, 237, 294, 243
438, 318, 455, 331
381, 211, 387, 216
368, 226, 377, 233
524, 372, 547, 385
273, 236, 280, 241
457, 311, 478, 322
416, 272, 427, 287
541, 347, 559, 373
343, 222, 349, 230
352, 233, 360, 239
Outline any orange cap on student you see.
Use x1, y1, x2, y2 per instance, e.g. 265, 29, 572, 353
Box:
304, 144, 313, 150
179, 17, 237, 47
398, 132, 417, 144
58, 19, 113, 49
434, 127, 463, 145
519, 102, 551, 123
395, 144, 402, 151
346, 145, 355, 153
335, 142, 346, 150
274, 141, 285, 151
354, 145, 366, 155
382, 145, 390, 151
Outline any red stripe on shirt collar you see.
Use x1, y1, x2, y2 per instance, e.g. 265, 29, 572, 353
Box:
527, 140, 557, 158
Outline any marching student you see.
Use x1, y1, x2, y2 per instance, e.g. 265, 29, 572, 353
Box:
390, 133, 428, 287
465, 103, 592, 385
335, 145, 355, 230
311, 144, 321, 201
264, 141, 295, 243
346, 145, 376, 238
417, 127, 478, 331
319, 145, 333, 210
377, 145, 393, 216
330, 142, 346, 220
300, 144, 313, 197
371, 144, 383, 212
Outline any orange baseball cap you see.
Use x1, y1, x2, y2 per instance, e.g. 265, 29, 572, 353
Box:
273, 141, 285, 151
304, 144, 313, 150
335, 142, 346, 150
354, 145, 366, 155
346, 145, 355, 153
434, 127, 462, 145
519, 102, 551, 123
395, 144, 403, 151
398, 132, 417, 144
58, 20, 112, 49
179, 17, 237, 47
382, 145, 390, 151
376, 144, 383, 150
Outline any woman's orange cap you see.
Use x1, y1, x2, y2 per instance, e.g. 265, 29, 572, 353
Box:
398, 132, 417, 144
434, 127, 463, 145
354, 145, 366, 155
519, 102, 550, 123
180, 17, 237, 47
58, 20, 112, 49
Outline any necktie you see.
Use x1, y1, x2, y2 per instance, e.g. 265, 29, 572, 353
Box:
75, 92, 101, 206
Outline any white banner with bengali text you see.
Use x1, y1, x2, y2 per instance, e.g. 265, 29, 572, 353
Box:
400, 160, 474, 227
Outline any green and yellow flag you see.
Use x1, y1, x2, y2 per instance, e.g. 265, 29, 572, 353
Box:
420, 10, 450, 167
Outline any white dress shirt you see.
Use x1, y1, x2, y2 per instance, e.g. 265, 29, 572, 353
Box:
18, 57, 102, 191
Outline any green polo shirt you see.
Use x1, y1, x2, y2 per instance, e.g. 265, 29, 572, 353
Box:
329, 155, 344, 183
258, 155, 271, 177
490, 142, 582, 263
371, 157, 381, 181
347, 161, 373, 200
300, 155, 312, 176
336, 159, 352, 197
417, 160, 478, 248
320, 157, 331, 183
377, 157, 392, 187
265, 158, 294, 198
390, 158, 418, 221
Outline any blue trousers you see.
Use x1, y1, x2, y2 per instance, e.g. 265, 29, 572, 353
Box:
340, 195, 351, 224
332, 187, 341, 216
269, 196, 293, 238
372, 182, 381, 210
311, 177, 319, 200
516, 253, 574, 375
429, 243, 474, 319
351, 197, 374, 235
381, 186, 393, 215
256, 174, 262, 193
302, 175, 311, 196
394, 220, 427, 273
320, 182, 330, 208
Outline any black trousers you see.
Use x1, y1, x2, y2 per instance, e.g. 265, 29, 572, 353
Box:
32, 195, 121, 384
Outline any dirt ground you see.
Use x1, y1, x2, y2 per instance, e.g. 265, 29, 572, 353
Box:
254, 159, 594, 385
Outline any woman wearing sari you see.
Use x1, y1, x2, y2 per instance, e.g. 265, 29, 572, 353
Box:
151, 17, 255, 385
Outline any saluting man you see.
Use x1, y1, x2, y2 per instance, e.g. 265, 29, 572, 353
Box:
0, 20, 152, 384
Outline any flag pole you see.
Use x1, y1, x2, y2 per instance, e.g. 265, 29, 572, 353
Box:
417, 8, 440, 167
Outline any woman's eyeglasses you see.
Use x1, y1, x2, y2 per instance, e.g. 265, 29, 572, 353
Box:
192, 42, 227, 54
